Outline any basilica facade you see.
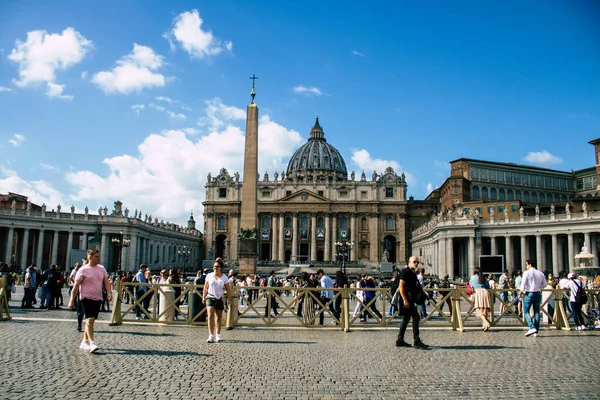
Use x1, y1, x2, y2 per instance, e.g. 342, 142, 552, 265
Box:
203, 118, 409, 267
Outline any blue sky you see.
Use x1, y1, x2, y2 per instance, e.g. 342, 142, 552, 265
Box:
0, 1, 598, 226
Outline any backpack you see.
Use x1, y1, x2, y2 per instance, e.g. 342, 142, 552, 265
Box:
575, 281, 588, 305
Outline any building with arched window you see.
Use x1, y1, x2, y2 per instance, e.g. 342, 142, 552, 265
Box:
203, 118, 409, 267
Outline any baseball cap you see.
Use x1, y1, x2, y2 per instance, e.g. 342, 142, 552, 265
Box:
567, 272, 576, 279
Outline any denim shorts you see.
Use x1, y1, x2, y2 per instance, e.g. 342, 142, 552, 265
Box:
205, 297, 224, 310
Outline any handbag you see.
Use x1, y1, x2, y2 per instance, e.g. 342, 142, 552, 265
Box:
466, 283, 474, 296
413, 289, 428, 306
575, 281, 588, 305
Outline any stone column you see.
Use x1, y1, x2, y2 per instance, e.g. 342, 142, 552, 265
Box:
469, 236, 476, 276
567, 233, 574, 271
310, 213, 317, 262
520, 236, 527, 269
505, 236, 512, 274
535, 235, 542, 271
101, 233, 109, 267
369, 214, 379, 261
51, 230, 59, 265
446, 237, 454, 278
231, 213, 240, 262
324, 213, 330, 262
21, 228, 30, 269
331, 215, 338, 260
5, 227, 14, 265
292, 213, 298, 262
271, 214, 278, 261
66, 231, 74, 267
438, 237, 446, 277
557, 235, 564, 272
490, 236, 497, 255
128, 233, 138, 271
584, 232, 591, 251
592, 234, 599, 267
36, 229, 45, 266
82, 233, 88, 250
551, 234, 559, 277
278, 214, 285, 262
350, 214, 357, 261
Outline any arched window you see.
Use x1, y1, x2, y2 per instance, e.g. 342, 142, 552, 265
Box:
472, 186, 480, 199
524, 191, 530, 202
547, 193, 553, 203
516, 190, 522, 201
340, 216, 348, 229
561, 194, 567, 202
218, 216, 226, 230
539, 193, 546, 203
507, 189, 514, 200
301, 216, 308, 229
499, 188, 506, 200
482, 187, 489, 199
361, 217, 368, 230
262, 216, 270, 229
285, 217, 292, 228
531, 192, 538, 203
490, 187, 498, 200
386, 217, 393, 230
317, 217, 324, 228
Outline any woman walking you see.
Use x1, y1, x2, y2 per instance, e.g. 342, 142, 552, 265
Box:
469, 267, 491, 331
202, 258, 231, 343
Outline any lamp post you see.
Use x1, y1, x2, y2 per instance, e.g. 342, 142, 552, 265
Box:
111, 230, 131, 275
334, 239, 354, 278
178, 245, 191, 280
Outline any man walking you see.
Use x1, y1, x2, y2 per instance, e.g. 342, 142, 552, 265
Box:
68, 249, 112, 353
134, 264, 149, 320
519, 260, 546, 337
317, 269, 337, 324
396, 256, 428, 349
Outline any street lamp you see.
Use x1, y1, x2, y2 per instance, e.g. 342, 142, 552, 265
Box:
111, 230, 131, 275
334, 239, 354, 278
178, 245, 191, 280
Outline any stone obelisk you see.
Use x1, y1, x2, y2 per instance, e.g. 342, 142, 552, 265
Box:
239, 75, 259, 275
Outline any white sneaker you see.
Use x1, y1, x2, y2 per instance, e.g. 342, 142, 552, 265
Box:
581, 325, 587, 331
89, 341, 98, 353
525, 328, 537, 337
79, 340, 90, 350
207, 334, 215, 343
575, 326, 581, 331
533, 333, 538, 337
215, 334, 222, 343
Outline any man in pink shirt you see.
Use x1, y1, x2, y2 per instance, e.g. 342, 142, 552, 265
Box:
68, 249, 112, 353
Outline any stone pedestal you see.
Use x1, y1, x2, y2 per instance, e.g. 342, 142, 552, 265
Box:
159, 289, 175, 322
239, 238, 257, 275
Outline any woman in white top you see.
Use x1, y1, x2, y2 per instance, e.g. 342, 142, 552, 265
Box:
567, 273, 586, 330
203, 258, 231, 343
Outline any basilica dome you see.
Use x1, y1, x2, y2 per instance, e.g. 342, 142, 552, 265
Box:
286, 117, 348, 181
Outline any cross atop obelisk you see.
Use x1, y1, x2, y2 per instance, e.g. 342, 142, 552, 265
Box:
249, 74, 258, 103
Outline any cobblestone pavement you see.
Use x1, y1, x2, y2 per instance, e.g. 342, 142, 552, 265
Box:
2, 296, 600, 400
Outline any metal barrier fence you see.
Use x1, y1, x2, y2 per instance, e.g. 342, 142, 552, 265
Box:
0, 276, 10, 321
109, 280, 600, 332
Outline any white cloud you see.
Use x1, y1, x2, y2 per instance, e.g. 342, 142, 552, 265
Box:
352, 50, 365, 57
148, 103, 165, 112
80, 71, 87, 79
0, 86, 14, 92
166, 10, 230, 58
198, 98, 246, 129
155, 96, 177, 103
8, 27, 92, 99
131, 104, 145, 116
91, 44, 166, 94
0, 166, 64, 208
426, 183, 434, 193
523, 150, 563, 166
168, 111, 186, 120
63, 101, 301, 224
351, 149, 416, 186
293, 85, 322, 96
8, 134, 25, 147
40, 163, 59, 172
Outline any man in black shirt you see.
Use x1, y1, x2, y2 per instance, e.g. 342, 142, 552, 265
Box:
396, 256, 429, 349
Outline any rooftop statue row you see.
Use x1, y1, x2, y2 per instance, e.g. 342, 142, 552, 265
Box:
207, 166, 407, 185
